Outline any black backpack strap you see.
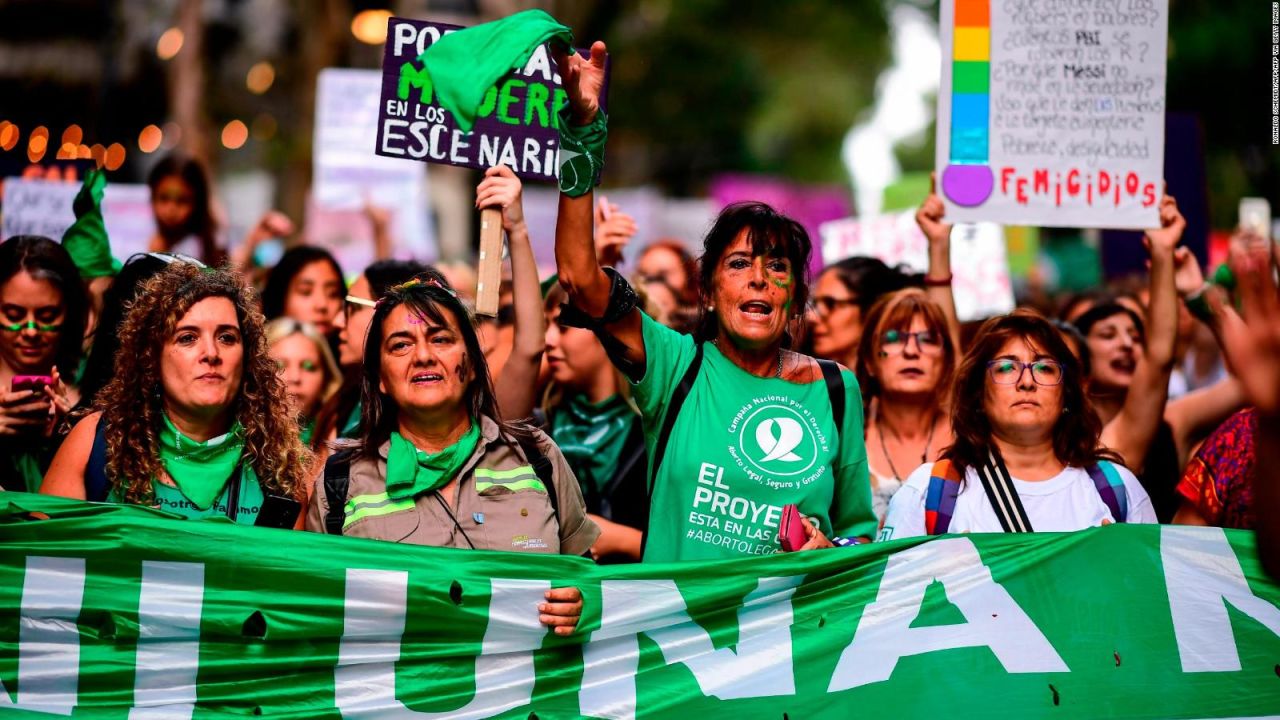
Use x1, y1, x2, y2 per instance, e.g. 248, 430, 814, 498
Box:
977, 448, 1034, 533
85, 418, 111, 502
817, 358, 845, 436
323, 451, 354, 535
514, 432, 559, 521
649, 343, 705, 494
640, 342, 705, 555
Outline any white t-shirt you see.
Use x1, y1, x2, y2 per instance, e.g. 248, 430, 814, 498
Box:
879, 460, 1157, 540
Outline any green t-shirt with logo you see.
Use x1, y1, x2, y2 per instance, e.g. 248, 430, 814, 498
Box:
634, 312, 875, 563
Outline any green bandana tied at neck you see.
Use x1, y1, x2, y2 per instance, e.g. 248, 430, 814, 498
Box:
62, 169, 122, 279
157, 414, 245, 510
385, 422, 481, 501
551, 394, 633, 496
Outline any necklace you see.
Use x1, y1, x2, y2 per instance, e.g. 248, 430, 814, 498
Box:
713, 339, 782, 378
877, 409, 937, 481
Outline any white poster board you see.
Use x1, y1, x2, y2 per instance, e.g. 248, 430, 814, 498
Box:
935, 0, 1167, 228
2, 179, 156, 259
819, 210, 1014, 321
309, 68, 434, 272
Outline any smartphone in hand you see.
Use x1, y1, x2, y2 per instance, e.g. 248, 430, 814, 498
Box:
11, 375, 52, 396
779, 504, 807, 552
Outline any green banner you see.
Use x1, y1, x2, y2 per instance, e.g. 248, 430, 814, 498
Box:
1, 492, 1279, 719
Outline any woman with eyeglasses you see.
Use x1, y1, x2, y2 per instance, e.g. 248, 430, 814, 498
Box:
881, 310, 1156, 539
0, 236, 88, 492
854, 288, 957, 523
808, 179, 961, 367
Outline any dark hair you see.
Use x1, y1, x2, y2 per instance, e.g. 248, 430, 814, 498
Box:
260, 246, 345, 321
147, 154, 220, 263
0, 235, 89, 379
944, 309, 1121, 473
365, 259, 431, 299
695, 202, 812, 342
355, 275, 525, 458
1071, 301, 1145, 341
854, 288, 957, 404
77, 253, 195, 409
1056, 289, 1112, 323
1050, 318, 1092, 379
317, 258, 432, 442
820, 256, 914, 317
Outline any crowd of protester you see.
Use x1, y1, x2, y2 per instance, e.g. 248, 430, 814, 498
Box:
2, 35, 1278, 632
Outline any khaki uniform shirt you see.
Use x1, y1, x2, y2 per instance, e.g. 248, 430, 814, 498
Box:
307, 415, 599, 556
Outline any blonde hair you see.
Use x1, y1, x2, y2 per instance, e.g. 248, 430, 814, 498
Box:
265, 317, 343, 411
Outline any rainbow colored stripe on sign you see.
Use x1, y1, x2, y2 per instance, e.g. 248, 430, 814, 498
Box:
941, 0, 994, 207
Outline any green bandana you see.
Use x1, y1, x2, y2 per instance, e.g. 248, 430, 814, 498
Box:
385, 422, 481, 501
339, 400, 362, 439
61, 169, 121, 279
421, 9, 573, 133
157, 415, 245, 511
550, 393, 634, 495
557, 109, 608, 197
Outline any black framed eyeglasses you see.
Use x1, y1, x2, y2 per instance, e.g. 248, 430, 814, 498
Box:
986, 359, 1064, 386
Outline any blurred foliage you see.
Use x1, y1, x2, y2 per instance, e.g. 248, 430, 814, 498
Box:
569, 0, 892, 194
1163, 0, 1278, 227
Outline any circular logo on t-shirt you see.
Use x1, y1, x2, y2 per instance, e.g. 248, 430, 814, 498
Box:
738, 404, 818, 477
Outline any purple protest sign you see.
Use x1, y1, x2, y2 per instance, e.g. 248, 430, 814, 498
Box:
375, 17, 607, 183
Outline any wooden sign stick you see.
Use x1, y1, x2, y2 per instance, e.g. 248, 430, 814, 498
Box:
474, 206, 504, 317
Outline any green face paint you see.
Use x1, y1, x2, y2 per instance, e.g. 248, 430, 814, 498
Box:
1, 319, 60, 333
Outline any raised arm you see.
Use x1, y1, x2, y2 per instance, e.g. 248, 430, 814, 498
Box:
1099, 194, 1184, 472
553, 41, 645, 376
915, 175, 962, 346
230, 210, 294, 272
1207, 235, 1280, 577
476, 166, 544, 419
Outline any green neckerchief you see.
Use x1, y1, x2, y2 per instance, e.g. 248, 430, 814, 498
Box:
61, 168, 122, 279
13, 450, 46, 494
339, 400, 362, 439
420, 9, 573, 133
550, 393, 633, 495
157, 414, 245, 511
300, 418, 316, 447
385, 422, 482, 501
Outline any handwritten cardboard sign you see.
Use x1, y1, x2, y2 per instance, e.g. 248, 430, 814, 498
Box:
935, 0, 1168, 228
311, 68, 434, 268
375, 17, 607, 182
1, 179, 155, 258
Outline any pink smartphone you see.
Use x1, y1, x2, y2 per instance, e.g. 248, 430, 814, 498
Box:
779, 504, 807, 552
12, 375, 52, 394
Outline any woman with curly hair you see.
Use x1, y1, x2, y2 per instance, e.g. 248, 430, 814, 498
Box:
881, 310, 1156, 539
42, 263, 310, 528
